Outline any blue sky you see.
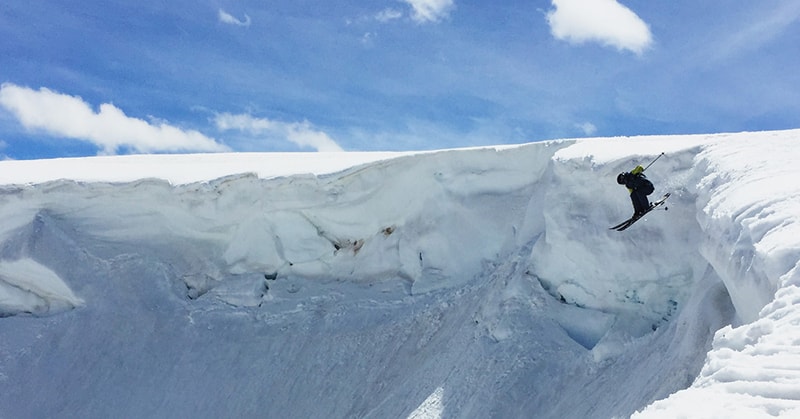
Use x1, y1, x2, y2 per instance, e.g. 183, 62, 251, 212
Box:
1, 0, 799, 159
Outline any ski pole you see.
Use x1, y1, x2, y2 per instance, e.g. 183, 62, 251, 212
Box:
642, 152, 665, 172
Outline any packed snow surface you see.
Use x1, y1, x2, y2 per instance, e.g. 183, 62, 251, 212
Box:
1, 129, 799, 418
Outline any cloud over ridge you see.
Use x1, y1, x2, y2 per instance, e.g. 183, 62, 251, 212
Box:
0, 83, 228, 155
215, 112, 344, 152
546, 0, 652, 54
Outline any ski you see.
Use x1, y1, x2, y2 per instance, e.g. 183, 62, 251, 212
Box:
612, 218, 636, 232
610, 193, 670, 231
610, 218, 633, 230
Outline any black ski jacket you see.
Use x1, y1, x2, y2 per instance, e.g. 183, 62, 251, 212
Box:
623, 173, 654, 195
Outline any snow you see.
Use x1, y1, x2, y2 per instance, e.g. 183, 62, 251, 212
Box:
0, 151, 412, 185
1, 129, 799, 418
0, 258, 84, 316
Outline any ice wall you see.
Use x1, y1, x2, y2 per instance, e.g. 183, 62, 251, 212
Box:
693, 135, 800, 323
1, 130, 798, 418
529, 138, 711, 339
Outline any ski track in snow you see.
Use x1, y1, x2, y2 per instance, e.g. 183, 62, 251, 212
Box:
0, 129, 799, 418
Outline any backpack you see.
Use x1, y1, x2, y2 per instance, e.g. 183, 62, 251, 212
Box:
634, 173, 654, 195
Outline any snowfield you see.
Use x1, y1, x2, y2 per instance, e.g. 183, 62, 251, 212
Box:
1, 129, 799, 418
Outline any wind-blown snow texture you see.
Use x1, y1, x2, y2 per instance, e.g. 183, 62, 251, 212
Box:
1, 130, 799, 418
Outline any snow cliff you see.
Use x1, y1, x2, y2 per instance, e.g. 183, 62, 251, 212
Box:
0, 129, 798, 418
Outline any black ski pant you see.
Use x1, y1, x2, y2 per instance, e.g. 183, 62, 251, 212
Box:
630, 190, 650, 215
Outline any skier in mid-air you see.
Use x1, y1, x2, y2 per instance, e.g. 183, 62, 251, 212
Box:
616, 165, 654, 218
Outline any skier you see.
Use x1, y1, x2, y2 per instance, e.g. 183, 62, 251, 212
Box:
616, 165, 654, 218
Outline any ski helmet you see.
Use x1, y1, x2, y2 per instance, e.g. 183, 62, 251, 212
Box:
617, 172, 627, 184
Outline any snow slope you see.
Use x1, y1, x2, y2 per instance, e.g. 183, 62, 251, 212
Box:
0, 129, 799, 418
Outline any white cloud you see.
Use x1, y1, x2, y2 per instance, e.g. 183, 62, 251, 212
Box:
576, 121, 597, 136
361, 32, 377, 47
218, 9, 251, 27
376, 8, 403, 23
0, 83, 228, 154
215, 113, 344, 152
546, 0, 652, 55
402, 0, 455, 23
